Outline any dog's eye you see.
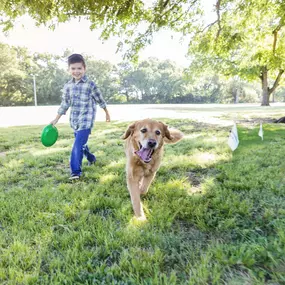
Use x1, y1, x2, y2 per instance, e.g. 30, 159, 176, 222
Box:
155, 130, 161, 135
140, 128, 147, 133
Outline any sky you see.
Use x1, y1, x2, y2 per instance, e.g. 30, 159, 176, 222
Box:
0, 1, 216, 67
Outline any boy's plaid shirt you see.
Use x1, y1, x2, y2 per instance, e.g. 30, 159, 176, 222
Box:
58, 75, 106, 131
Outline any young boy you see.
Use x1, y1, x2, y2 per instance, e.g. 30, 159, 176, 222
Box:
50, 53, 110, 180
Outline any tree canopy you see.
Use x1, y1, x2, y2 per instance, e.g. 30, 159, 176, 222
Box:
189, 0, 285, 105
1, 0, 285, 105
0, 0, 200, 58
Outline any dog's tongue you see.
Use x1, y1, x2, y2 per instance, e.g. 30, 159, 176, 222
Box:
135, 147, 152, 163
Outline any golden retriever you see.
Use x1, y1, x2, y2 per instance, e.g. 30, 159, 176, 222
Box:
122, 119, 183, 220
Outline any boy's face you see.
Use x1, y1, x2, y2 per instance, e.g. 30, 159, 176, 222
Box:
68, 62, 86, 81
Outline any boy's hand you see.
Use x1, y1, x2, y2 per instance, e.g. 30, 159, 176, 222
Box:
50, 114, 61, 126
50, 118, 58, 126
106, 113, 111, 122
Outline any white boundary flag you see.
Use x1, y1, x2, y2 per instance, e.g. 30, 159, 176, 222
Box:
228, 122, 239, 151
258, 122, 263, 141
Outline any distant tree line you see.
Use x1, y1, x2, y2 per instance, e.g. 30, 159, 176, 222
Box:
1, 42, 284, 106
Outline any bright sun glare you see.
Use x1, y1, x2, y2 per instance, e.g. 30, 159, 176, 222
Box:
0, 1, 216, 66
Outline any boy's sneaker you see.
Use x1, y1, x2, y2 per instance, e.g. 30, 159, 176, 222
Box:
87, 159, 96, 166
69, 174, 80, 181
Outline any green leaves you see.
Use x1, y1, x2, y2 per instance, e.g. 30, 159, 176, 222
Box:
0, 0, 201, 59
187, 0, 285, 105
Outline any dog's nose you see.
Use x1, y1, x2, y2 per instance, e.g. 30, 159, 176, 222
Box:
148, 140, 157, 148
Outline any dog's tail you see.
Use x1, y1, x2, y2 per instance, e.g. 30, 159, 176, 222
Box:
164, 129, 184, 144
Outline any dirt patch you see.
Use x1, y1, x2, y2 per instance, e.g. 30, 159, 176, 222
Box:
0, 152, 6, 158
237, 118, 276, 126
187, 168, 220, 188
187, 171, 203, 186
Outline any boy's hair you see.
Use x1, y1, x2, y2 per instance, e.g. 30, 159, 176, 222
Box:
67, 54, 86, 67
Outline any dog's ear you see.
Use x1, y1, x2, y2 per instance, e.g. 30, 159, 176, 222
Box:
122, 122, 136, 139
160, 122, 172, 140
160, 121, 183, 144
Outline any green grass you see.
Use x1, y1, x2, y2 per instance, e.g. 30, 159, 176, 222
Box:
1, 118, 285, 284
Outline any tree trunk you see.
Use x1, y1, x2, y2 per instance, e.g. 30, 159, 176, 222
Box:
260, 67, 284, 106
235, 88, 239, 104
126, 91, 130, 102
261, 67, 270, 106
234, 76, 239, 104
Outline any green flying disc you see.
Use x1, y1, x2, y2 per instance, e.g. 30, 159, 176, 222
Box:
41, 124, 58, 147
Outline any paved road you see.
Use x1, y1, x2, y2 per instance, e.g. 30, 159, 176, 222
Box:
1, 103, 284, 127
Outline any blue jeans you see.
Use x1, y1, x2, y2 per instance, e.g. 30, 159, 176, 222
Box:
70, 129, 96, 176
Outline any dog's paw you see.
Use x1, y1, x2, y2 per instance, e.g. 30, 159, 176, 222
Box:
136, 215, 147, 221
134, 215, 147, 224
129, 215, 147, 226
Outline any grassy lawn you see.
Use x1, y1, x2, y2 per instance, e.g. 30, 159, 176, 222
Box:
0, 116, 285, 284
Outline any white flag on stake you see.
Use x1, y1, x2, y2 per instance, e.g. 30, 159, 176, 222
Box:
228, 122, 239, 151
258, 122, 263, 141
